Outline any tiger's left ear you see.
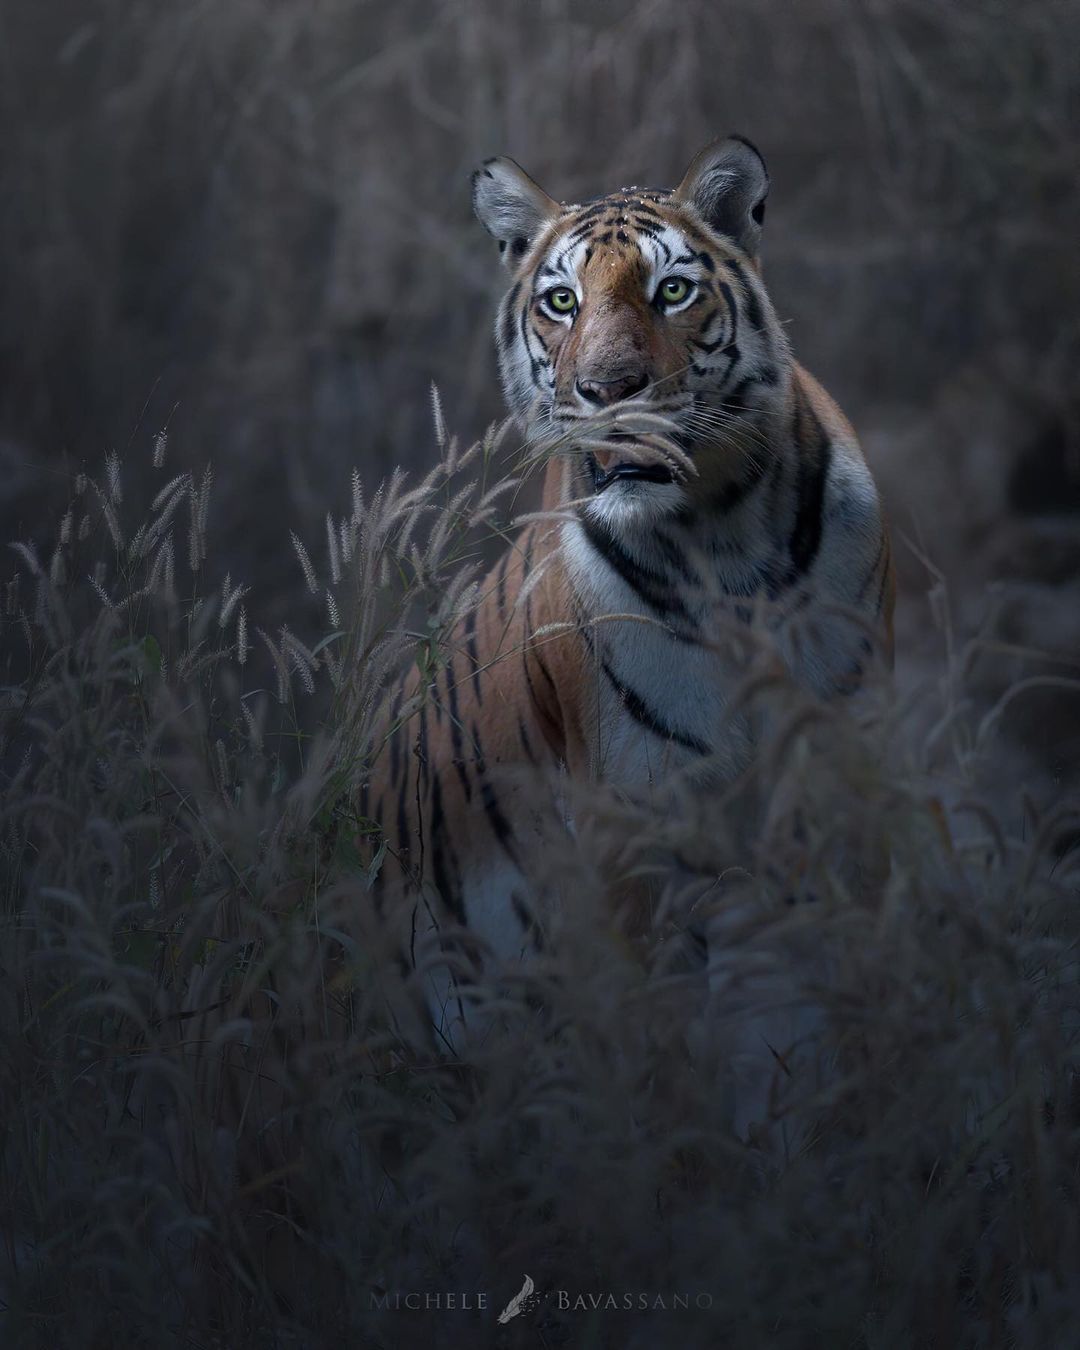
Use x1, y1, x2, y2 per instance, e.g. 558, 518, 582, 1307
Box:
472, 157, 561, 268
674, 135, 770, 261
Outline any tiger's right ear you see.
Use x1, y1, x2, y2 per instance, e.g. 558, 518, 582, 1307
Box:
472, 157, 560, 267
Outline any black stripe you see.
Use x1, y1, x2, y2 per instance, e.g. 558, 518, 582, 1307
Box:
600, 658, 711, 756
494, 551, 510, 618
720, 345, 743, 383
463, 605, 483, 703
725, 257, 776, 365
743, 283, 764, 335
651, 527, 697, 583
430, 666, 444, 725
387, 679, 406, 785
711, 449, 772, 515
650, 234, 673, 266
532, 638, 558, 701
444, 654, 474, 805
581, 517, 700, 635
788, 388, 833, 579
696, 295, 719, 329
569, 202, 612, 227
520, 302, 544, 383
518, 718, 538, 763
472, 725, 519, 862
567, 221, 598, 245
521, 549, 562, 745
523, 644, 546, 727
722, 375, 756, 412
520, 525, 535, 577
717, 281, 739, 342
874, 545, 891, 616
691, 326, 732, 357
428, 771, 466, 924
501, 284, 521, 351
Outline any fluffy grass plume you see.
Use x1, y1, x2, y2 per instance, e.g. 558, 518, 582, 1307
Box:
2, 412, 1079, 1349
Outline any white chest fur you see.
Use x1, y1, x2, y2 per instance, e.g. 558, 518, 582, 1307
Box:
560, 518, 757, 789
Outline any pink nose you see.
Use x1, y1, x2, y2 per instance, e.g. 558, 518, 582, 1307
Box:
575, 371, 649, 406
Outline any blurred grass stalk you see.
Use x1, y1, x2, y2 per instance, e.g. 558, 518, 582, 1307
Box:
1, 412, 1079, 1348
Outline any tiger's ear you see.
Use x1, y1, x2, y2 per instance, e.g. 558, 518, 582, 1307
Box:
674, 135, 769, 260
472, 157, 560, 267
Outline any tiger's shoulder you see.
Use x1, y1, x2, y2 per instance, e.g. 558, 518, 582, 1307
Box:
791, 360, 895, 663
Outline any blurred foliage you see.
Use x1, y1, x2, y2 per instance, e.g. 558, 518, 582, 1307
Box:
2, 436, 1080, 1348
1, 0, 1077, 588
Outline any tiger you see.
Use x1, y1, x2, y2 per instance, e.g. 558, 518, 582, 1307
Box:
361, 135, 895, 1038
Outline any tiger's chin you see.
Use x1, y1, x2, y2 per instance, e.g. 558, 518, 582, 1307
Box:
582, 477, 687, 531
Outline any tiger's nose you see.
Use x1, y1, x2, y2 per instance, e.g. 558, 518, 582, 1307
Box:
575, 371, 649, 406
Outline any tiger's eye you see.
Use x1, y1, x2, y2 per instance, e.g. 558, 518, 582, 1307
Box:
658, 276, 692, 305
547, 287, 577, 314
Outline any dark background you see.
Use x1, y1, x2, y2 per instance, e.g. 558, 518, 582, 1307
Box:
2, 0, 1079, 793
3, 10, 1080, 1345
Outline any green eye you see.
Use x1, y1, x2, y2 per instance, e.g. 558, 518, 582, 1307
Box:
658, 276, 692, 306
546, 287, 577, 314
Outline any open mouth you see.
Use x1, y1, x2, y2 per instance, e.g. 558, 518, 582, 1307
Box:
590, 455, 675, 493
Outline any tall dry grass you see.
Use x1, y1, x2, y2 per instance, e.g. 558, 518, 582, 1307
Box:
3, 413, 1080, 1348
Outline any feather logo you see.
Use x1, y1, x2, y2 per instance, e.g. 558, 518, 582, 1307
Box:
497, 1273, 538, 1323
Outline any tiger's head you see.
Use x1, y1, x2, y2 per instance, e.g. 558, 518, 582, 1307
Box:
472, 136, 791, 528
